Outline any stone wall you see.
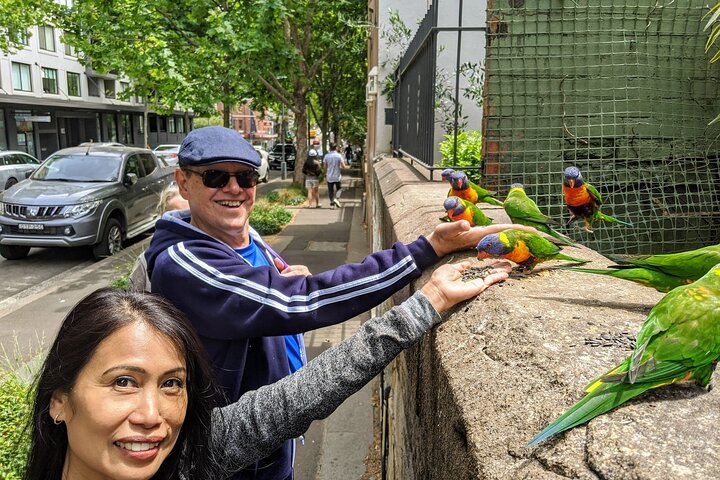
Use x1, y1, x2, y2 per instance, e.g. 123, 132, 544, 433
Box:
374, 157, 720, 479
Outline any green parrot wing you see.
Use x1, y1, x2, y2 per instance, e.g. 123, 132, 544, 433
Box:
504, 190, 553, 225
460, 198, 491, 226
585, 182, 603, 205
628, 271, 720, 382
470, 181, 498, 198
517, 231, 560, 258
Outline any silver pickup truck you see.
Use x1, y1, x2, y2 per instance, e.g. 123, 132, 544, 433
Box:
0, 145, 175, 260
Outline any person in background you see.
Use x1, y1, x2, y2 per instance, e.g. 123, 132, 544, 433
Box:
344, 144, 354, 166
129, 183, 189, 293
26, 260, 512, 479
323, 143, 347, 209
301, 149, 322, 208
145, 126, 535, 480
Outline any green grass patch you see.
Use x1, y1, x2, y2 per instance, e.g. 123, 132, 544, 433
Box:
265, 184, 307, 206
250, 199, 294, 235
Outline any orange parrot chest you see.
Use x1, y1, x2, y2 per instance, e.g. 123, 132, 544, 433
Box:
452, 187, 478, 204
563, 185, 591, 207
504, 240, 533, 264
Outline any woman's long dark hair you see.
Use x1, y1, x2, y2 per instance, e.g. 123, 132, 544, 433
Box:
24, 288, 219, 480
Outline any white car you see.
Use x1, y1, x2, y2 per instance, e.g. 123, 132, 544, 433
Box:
0, 150, 41, 191
153, 144, 181, 165
253, 146, 270, 183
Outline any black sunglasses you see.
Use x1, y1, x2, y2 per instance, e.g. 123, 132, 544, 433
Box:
183, 168, 260, 189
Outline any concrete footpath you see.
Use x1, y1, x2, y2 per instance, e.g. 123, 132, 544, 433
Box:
0, 167, 375, 479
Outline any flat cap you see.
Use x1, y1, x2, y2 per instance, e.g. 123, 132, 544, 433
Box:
178, 126, 260, 169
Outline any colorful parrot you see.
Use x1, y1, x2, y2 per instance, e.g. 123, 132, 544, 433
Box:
443, 196, 492, 227
441, 168, 455, 184
448, 171, 504, 207
503, 183, 575, 246
475, 229, 588, 271
562, 166, 632, 232
528, 263, 720, 446
558, 244, 720, 293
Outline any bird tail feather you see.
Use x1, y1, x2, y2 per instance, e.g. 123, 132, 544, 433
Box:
486, 197, 504, 207
598, 212, 633, 227
548, 228, 576, 246
554, 253, 590, 264
527, 381, 652, 446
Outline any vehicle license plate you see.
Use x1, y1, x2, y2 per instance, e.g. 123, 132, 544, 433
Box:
18, 223, 44, 230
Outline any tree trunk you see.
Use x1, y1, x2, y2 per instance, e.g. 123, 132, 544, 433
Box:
143, 102, 149, 148
292, 91, 309, 185
223, 103, 231, 128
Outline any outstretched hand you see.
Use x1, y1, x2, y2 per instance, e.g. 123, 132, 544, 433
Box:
274, 257, 312, 277
425, 221, 538, 257
420, 260, 512, 314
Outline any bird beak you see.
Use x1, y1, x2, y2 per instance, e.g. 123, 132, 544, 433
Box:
568, 179, 575, 188
477, 251, 490, 259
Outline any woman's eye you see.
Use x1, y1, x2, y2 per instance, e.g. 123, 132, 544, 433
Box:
113, 376, 137, 388
162, 378, 184, 390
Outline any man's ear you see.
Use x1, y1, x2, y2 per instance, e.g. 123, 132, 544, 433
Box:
175, 169, 190, 200
49, 390, 70, 423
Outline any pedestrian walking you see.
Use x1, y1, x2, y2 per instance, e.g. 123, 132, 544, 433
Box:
302, 149, 322, 208
323, 143, 347, 209
344, 144, 354, 166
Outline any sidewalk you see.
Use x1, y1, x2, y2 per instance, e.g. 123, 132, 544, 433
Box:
0, 166, 374, 479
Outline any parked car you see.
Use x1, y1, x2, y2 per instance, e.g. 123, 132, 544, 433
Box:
0, 145, 175, 260
78, 141, 126, 147
268, 143, 296, 170
0, 150, 41, 191
253, 146, 270, 183
153, 144, 181, 165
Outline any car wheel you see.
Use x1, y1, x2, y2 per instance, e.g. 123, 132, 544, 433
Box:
0, 245, 30, 260
92, 218, 123, 260
4, 177, 18, 190
261, 171, 269, 183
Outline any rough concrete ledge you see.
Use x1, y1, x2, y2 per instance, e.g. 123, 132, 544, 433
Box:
374, 157, 720, 479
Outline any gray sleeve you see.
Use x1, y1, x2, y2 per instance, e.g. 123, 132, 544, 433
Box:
211, 291, 441, 472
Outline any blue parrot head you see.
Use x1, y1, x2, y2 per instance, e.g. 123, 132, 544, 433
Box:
443, 196, 464, 216
450, 172, 469, 190
563, 166, 583, 188
509, 182, 525, 191
475, 233, 508, 259
441, 168, 456, 183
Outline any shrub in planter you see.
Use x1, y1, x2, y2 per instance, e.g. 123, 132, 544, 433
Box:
250, 200, 294, 235
439, 130, 483, 184
0, 369, 33, 479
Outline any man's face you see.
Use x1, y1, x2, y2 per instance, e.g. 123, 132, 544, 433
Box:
176, 162, 257, 249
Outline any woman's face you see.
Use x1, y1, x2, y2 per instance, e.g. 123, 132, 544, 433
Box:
50, 321, 188, 480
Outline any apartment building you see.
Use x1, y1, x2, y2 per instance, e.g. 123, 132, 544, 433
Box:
0, 26, 189, 159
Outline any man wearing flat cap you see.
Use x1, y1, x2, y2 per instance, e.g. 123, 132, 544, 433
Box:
146, 126, 527, 480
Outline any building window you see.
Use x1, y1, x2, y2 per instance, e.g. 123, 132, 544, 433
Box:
42, 67, 58, 94
63, 33, 78, 57
88, 77, 100, 97
149, 116, 157, 133
11, 62, 32, 92
168, 117, 176, 133
104, 80, 116, 99
158, 117, 167, 132
121, 114, 133, 144
120, 81, 130, 101
67, 72, 81, 96
9, 29, 30, 46
38, 26, 56, 52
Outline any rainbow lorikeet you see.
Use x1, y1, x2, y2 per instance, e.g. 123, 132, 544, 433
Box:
443, 196, 492, 227
558, 244, 720, 293
528, 263, 720, 446
503, 183, 575, 246
562, 166, 632, 232
475, 229, 588, 271
448, 171, 504, 207
441, 168, 455, 183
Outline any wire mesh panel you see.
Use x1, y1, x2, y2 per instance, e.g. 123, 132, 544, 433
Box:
483, 0, 720, 254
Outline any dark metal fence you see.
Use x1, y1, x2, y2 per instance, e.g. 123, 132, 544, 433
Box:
390, 1, 486, 179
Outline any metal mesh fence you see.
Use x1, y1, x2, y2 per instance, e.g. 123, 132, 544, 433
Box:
483, 0, 720, 254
